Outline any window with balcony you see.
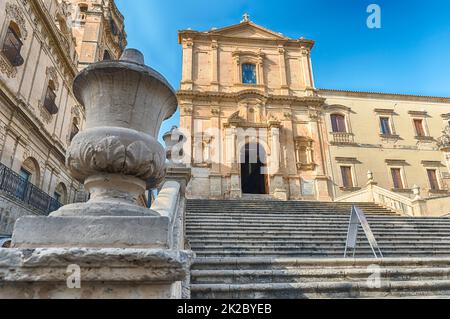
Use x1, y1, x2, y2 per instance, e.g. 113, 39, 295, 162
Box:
43, 81, 58, 115
1, 22, 24, 67
391, 168, 404, 189
331, 114, 347, 133
340, 166, 354, 188
242, 63, 257, 84
427, 169, 440, 191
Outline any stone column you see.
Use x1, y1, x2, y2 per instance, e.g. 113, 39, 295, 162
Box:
278, 45, 289, 95
181, 38, 194, 90
0, 49, 193, 299
209, 104, 222, 198
226, 127, 241, 199
310, 109, 331, 201
210, 39, 219, 92
270, 124, 287, 200
300, 46, 313, 91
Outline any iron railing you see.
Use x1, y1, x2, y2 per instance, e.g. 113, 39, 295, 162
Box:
0, 163, 62, 215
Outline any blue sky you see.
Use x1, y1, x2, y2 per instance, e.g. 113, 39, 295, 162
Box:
115, 0, 450, 140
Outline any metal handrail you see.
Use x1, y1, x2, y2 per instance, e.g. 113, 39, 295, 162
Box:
344, 206, 383, 259
0, 163, 62, 215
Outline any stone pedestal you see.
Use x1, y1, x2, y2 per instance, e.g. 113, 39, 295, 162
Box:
230, 174, 242, 199
0, 249, 192, 299
272, 175, 288, 200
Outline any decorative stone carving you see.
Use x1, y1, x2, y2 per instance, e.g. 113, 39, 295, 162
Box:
5, 3, 28, 40
163, 126, 186, 165
0, 55, 17, 78
46, 66, 60, 91
54, 49, 178, 217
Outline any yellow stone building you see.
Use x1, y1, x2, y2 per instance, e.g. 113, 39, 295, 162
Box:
0, 0, 126, 235
177, 16, 450, 215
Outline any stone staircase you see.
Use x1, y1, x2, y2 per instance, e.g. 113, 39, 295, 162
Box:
186, 200, 450, 298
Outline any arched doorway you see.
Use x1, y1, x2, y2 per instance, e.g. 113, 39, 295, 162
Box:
240, 143, 268, 195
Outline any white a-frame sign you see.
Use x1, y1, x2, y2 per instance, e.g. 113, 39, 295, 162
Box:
344, 206, 383, 259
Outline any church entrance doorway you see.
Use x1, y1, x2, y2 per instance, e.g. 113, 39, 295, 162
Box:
240, 143, 269, 195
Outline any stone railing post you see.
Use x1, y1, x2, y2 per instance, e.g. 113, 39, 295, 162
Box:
366, 171, 377, 202
412, 184, 427, 217
0, 49, 193, 299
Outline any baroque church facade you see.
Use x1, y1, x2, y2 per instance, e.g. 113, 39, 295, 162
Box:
177, 16, 450, 205
0, 0, 126, 235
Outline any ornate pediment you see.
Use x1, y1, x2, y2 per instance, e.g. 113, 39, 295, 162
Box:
209, 21, 288, 40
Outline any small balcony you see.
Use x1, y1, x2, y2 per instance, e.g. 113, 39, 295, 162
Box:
0, 163, 62, 215
330, 132, 355, 145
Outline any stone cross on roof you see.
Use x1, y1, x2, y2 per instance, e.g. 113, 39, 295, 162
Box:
241, 13, 250, 22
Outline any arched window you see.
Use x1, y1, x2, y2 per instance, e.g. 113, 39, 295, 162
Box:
70, 118, 80, 141
16, 157, 40, 199
103, 50, 111, 61
54, 182, 68, 204
330, 114, 347, 133
43, 80, 58, 114
1, 22, 24, 67
242, 63, 257, 84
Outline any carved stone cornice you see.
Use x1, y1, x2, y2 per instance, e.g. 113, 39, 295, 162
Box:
178, 29, 315, 49
177, 90, 326, 106
319, 88, 450, 103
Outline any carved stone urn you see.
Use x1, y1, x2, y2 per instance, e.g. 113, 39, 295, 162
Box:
54, 49, 177, 217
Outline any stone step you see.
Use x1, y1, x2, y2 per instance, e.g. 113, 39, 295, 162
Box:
192, 257, 450, 269
186, 200, 450, 298
191, 267, 450, 284
189, 239, 450, 246
186, 221, 450, 232
185, 208, 394, 218
187, 214, 449, 221
190, 280, 450, 299
188, 236, 450, 242
186, 226, 450, 233
193, 250, 450, 257
187, 230, 450, 237
191, 244, 450, 251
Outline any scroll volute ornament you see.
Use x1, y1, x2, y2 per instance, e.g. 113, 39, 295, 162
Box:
56, 49, 177, 217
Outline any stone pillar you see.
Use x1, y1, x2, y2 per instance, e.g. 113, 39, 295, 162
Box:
270, 125, 287, 200
180, 101, 193, 167
0, 49, 193, 299
226, 127, 241, 199
300, 46, 313, 90
310, 109, 331, 202
209, 103, 222, 198
210, 39, 219, 92
278, 45, 289, 95
181, 38, 194, 90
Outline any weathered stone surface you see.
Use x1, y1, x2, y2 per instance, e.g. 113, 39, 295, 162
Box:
0, 248, 194, 299
12, 216, 171, 249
